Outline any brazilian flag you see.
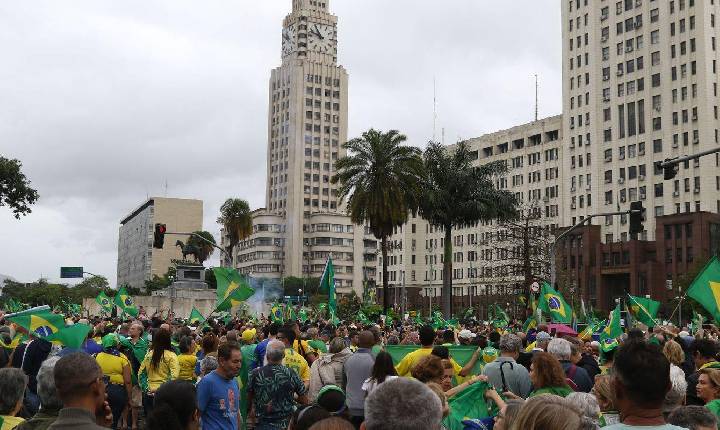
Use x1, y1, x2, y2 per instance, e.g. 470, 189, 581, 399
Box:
599, 304, 623, 351
6, 305, 65, 337
627, 294, 660, 327
189, 308, 205, 325
538, 282, 572, 323
687, 256, 720, 323
114, 287, 139, 317
213, 267, 255, 312
0, 332, 26, 349
270, 303, 284, 323
96, 291, 114, 314
44, 323, 92, 349
522, 315, 537, 332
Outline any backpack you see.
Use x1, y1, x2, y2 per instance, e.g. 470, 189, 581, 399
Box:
565, 364, 579, 391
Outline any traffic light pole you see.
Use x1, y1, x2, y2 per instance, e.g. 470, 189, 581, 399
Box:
656, 146, 720, 179
549, 208, 640, 287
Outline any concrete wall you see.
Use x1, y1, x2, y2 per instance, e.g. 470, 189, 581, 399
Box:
83, 295, 217, 320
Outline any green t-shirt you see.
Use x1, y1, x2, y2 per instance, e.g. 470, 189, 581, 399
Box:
705, 398, 720, 426
528, 386, 573, 398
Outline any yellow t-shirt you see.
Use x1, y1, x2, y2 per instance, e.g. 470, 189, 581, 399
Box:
139, 350, 180, 392
96, 351, 130, 384
283, 349, 310, 382
177, 353, 198, 381
0, 415, 25, 430
293, 339, 319, 356
394, 347, 463, 379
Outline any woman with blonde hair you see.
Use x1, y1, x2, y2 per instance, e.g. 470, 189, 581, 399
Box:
511, 394, 595, 430
697, 368, 720, 422
663, 339, 686, 368
592, 374, 620, 426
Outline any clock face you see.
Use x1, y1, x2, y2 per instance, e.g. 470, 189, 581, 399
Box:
282, 24, 297, 56
308, 23, 335, 54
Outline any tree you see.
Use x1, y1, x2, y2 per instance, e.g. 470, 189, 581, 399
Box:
337, 291, 362, 321
217, 198, 253, 266
0, 157, 39, 219
419, 141, 518, 317
187, 231, 216, 264
331, 129, 424, 315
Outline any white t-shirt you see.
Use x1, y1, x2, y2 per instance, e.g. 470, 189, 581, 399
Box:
362, 375, 399, 395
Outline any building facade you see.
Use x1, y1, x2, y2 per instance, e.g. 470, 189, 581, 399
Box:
117, 197, 203, 289
378, 116, 565, 318
228, 0, 377, 294
562, 0, 720, 241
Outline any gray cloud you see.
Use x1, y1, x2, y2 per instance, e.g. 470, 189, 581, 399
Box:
0, 0, 561, 285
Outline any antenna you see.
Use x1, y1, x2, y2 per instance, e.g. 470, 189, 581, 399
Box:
534, 74, 539, 122
432, 77, 437, 143
164, 179, 168, 197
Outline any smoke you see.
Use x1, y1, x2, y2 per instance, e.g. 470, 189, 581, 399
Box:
246, 276, 283, 316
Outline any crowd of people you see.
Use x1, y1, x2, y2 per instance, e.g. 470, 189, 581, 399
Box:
2, 307, 720, 430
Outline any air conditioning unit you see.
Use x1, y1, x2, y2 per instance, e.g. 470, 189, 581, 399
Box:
601, 35, 609, 43
694, 187, 701, 194
617, 70, 624, 76
639, 175, 646, 181
571, 203, 577, 209
570, 124, 575, 129
619, 178, 625, 184
672, 141, 679, 148
673, 191, 680, 197
603, 75, 610, 81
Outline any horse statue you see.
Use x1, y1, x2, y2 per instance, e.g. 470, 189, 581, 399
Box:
175, 240, 200, 263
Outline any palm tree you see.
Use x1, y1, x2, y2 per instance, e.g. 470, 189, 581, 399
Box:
419, 141, 518, 317
217, 198, 253, 267
187, 231, 217, 265
332, 129, 424, 315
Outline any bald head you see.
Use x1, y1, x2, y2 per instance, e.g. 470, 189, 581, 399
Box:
359, 330, 375, 349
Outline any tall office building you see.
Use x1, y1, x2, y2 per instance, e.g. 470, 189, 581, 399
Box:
118, 197, 203, 289
562, 0, 720, 240
377, 117, 565, 317
229, 0, 377, 293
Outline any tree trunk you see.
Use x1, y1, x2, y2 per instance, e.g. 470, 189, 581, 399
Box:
443, 225, 453, 318
381, 236, 389, 315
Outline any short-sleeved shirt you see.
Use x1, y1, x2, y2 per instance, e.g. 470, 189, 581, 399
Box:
283, 349, 310, 382
248, 364, 307, 428
197, 370, 240, 430
394, 347, 463, 378
177, 354, 198, 382
95, 351, 130, 384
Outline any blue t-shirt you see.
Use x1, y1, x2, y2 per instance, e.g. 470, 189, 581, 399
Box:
197, 370, 240, 430
83, 339, 102, 355
252, 339, 270, 370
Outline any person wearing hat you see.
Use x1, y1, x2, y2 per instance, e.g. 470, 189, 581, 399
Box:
315, 385, 347, 417
238, 328, 258, 428
95, 334, 132, 430
457, 329, 476, 346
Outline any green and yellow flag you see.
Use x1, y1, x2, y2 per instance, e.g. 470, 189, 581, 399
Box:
189, 308, 205, 325
270, 303, 284, 323
600, 304, 623, 344
443, 381, 496, 430
492, 304, 510, 327
522, 315, 537, 332
538, 282, 573, 323
44, 323, 92, 349
0, 332, 26, 349
7, 306, 65, 337
213, 267, 255, 312
318, 257, 337, 320
114, 287, 139, 317
687, 256, 720, 323
627, 294, 660, 327
96, 291, 114, 314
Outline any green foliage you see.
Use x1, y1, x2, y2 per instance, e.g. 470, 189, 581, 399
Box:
419, 141, 519, 316
331, 129, 424, 314
1, 275, 109, 310
361, 304, 383, 320
205, 269, 217, 290
337, 291, 362, 321
0, 156, 39, 219
217, 198, 253, 260
187, 231, 216, 264
143, 266, 176, 293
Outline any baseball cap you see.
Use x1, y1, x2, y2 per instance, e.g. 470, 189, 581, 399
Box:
241, 328, 257, 343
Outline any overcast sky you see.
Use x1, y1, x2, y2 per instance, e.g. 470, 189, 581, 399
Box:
0, 0, 561, 286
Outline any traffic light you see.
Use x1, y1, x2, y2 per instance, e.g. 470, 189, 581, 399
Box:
153, 223, 167, 249
655, 159, 679, 180
629, 201, 645, 237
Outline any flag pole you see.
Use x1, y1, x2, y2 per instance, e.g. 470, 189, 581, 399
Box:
666, 292, 688, 325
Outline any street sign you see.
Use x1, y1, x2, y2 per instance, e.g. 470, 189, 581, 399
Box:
60, 267, 84, 278
530, 281, 540, 293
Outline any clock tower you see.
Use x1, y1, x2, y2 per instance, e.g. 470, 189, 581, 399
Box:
263, 0, 355, 282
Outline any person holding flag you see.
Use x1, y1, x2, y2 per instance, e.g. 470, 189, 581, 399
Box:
114, 287, 139, 318
538, 282, 573, 324
318, 257, 338, 324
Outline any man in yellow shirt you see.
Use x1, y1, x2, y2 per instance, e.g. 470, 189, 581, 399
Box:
395, 326, 476, 380
277, 327, 310, 387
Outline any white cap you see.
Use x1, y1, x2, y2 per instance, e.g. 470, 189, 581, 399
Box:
458, 329, 476, 339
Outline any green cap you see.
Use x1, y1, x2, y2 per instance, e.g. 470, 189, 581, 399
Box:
101, 333, 119, 349
482, 347, 498, 363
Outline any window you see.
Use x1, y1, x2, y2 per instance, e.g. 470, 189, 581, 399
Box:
650, 8, 659, 22
651, 30, 659, 44
653, 139, 663, 153
652, 73, 661, 87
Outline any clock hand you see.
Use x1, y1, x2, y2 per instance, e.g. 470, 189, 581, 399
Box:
314, 24, 324, 39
